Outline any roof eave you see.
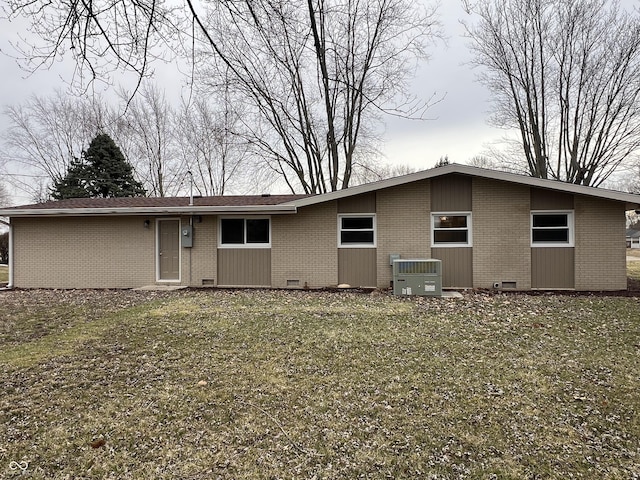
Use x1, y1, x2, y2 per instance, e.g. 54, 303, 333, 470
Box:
0, 204, 298, 217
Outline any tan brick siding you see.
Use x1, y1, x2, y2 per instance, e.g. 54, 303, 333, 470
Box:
376, 180, 431, 289
271, 202, 338, 288
574, 196, 627, 290
472, 178, 532, 289
12, 216, 156, 288
183, 215, 217, 286
9, 179, 630, 291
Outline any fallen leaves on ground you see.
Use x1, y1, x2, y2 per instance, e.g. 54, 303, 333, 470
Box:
1, 288, 639, 479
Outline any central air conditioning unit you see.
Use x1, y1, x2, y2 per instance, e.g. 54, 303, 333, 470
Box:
393, 259, 442, 297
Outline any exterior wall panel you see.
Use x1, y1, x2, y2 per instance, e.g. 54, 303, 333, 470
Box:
531, 248, 575, 288
338, 249, 377, 287
574, 196, 626, 290
472, 178, 532, 289
431, 174, 472, 211
217, 248, 271, 286
376, 180, 431, 289
12, 216, 156, 288
431, 247, 473, 287
338, 192, 376, 213
271, 202, 338, 288
531, 188, 574, 210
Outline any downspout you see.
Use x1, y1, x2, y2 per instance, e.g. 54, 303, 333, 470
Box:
0, 218, 12, 288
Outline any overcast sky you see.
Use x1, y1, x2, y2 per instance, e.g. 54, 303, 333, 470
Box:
0, 2, 504, 203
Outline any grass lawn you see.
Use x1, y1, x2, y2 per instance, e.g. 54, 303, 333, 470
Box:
628, 250, 640, 287
0, 265, 7, 283
1, 289, 639, 479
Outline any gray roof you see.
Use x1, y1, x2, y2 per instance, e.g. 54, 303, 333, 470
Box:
627, 229, 640, 238
1, 164, 639, 217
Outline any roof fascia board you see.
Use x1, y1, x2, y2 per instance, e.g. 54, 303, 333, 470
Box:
0, 204, 298, 217
284, 164, 640, 210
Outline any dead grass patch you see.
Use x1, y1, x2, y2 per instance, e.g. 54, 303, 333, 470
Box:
627, 248, 640, 259
1, 289, 639, 479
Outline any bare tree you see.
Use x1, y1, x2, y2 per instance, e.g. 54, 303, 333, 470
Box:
196, 0, 439, 193
2, 91, 110, 199
175, 94, 249, 196
463, 0, 640, 186
0, 182, 9, 207
114, 85, 180, 197
350, 159, 417, 185
4, 0, 440, 194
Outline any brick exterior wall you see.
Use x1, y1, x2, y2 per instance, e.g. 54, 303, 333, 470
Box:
376, 180, 431, 289
271, 201, 338, 288
472, 178, 532, 289
182, 215, 217, 286
12, 216, 156, 288
8, 177, 630, 291
574, 196, 627, 290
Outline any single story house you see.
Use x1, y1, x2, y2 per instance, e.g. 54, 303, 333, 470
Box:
626, 229, 640, 249
1, 164, 639, 291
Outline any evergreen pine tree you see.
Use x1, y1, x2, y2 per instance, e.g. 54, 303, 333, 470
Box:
50, 133, 146, 199
50, 158, 90, 200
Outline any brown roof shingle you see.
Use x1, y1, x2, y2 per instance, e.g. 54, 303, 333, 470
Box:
7, 194, 310, 210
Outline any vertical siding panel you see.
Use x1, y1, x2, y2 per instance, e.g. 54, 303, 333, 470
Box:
531, 248, 575, 289
338, 249, 377, 287
531, 188, 574, 210
430, 174, 473, 288
218, 249, 271, 286
338, 193, 376, 213
431, 174, 472, 211
431, 248, 473, 287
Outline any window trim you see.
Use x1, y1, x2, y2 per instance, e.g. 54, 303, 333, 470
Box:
218, 216, 271, 248
531, 210, 574, 247
431, 212, 473, 247
338, 213, 376, 248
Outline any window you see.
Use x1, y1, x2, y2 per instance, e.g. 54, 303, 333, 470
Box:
220, 217, 270, 247
531, 211, 574, 247
431, 212, 472, 247
339, 215, 375, 247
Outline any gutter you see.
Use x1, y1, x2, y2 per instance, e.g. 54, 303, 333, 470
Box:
0, 218, 12, 289
0, 204, 299, 218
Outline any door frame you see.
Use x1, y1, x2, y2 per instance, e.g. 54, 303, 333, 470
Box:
156, 218, 181, 283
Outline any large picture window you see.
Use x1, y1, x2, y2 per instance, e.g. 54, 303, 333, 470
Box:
220, 217, 270, 247
339, 214, 376, 247
431, 212, 472, 247
531, 211, 574, 247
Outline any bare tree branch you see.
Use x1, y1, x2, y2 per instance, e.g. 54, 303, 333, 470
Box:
3, 0, 441, 193
464, 0, 640, 186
